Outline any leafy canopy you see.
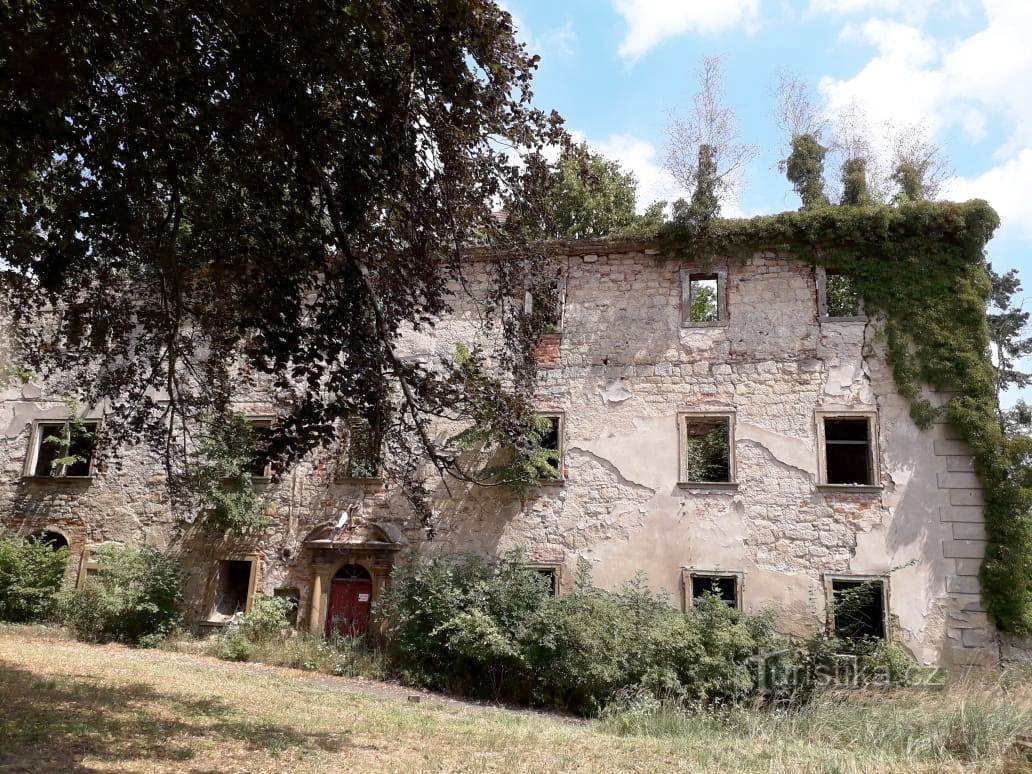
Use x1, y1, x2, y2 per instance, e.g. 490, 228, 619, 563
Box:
0, 0, 563, 504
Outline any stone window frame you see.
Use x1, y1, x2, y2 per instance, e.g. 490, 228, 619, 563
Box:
677, 411, 738, 489
207, 554, 260, 622
524, 274, 567, 335
816, 267, 866, 322
244, 415, 276, 481
525, 562, 563, 596
681, 568, 744, 611
535, 410, 566, 484
822, 573, 891, 642
680, 266, 728, 328
815, 409, 882, 492
22, 417, 101, 480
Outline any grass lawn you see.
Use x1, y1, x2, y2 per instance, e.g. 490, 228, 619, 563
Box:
0, 627, 1029, 773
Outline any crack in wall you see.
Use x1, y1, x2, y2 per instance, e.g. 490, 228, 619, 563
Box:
565, 446, 657, 495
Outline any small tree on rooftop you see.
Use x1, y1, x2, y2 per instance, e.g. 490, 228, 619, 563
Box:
888, 122, 950, 203
776, 73, 829, 210
830, 101, 883, 205
665, 56, 755, 228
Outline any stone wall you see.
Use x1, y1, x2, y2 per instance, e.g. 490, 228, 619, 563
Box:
0, 242, 1011, 666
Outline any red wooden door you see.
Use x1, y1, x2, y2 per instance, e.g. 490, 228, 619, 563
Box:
325, 575, 372, 637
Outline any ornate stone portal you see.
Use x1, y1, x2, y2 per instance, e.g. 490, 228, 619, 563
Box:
302, 519, 407, 634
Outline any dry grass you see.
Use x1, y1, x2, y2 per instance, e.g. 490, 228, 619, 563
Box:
0, 628, 1029, 773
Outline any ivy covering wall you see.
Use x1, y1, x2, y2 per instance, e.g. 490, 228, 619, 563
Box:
657, 200, 1032, 636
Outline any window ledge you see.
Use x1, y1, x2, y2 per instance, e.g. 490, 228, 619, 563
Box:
677, 481, 739, 491
536, 477, 566, 487
819, 316, 867, 324
21, 475, 93, 483
817, 483, 883, 494
681, 320, 729, 329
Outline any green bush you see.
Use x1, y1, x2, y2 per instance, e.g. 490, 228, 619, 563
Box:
239, 594, 293, 642
0, 530, 69, 622
378, 551, 803, 715
57, 544, 182, 645
215, 629, 255, 661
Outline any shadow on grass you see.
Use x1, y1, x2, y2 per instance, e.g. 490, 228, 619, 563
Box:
0, 661, 348, 771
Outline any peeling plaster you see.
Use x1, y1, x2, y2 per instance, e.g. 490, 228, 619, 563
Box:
736, 421, 816, 477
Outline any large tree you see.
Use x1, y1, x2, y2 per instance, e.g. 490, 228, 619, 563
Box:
502, 142, 666, 242
0, 1, 564, 504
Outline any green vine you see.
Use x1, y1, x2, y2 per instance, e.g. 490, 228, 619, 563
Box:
190, 413, 270, 534
657, 200, 1032, 635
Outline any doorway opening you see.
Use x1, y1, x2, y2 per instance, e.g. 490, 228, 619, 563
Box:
326, 564, 373, 638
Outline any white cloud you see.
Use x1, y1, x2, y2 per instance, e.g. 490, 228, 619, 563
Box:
613, 0, 759, 60
589, 133, 679, 211
819, 2, 1032, 148
943, 149, 1032, 238
807, 0, 972, 23
818, 1, 1032, 236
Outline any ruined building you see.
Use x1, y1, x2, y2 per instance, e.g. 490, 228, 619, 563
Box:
0, 237, 1018, 667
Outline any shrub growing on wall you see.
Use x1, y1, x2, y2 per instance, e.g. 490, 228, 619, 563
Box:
57, 544, 182, 645
0, 530, 69, 622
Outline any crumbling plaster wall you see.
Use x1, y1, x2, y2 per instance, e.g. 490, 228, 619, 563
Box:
0, 244, 1002, 665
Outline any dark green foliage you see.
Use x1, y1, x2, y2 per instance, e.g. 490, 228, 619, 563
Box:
688, 278, 719, 323
505, 141, 666, 242
785, 134, 829, 209
0, 531, 69, 622
986, 264, 1032, 429
57, 544, 182, 645
0, 0, 561, 506
660, 199, 1031, 634
824, 273, 862, 317
190, 414, 269, 534
685, 144, 721, 227
378, 551, 796, 715
892, 161, 926, 203
840, 158, 872, 205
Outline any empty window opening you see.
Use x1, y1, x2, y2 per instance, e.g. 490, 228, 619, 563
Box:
30, 420, 98, 477
30, 530, 69, 550
688, 273, 720, 323
340, 415, 383, 479
822, 271, 863, 318
535, 414, 562, 479
831, 579, 886, 640
532, 567, 558, 596
525, 279, 564, 334
690, 574, 739, 608
824, 417, 873, 485
244, 420, 273, 478
211, 560, 253, 619
682, 416, 732, 483
273, 587, 300, 626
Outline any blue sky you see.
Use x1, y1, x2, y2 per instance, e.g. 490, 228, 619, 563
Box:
505, 1, 1032, 401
